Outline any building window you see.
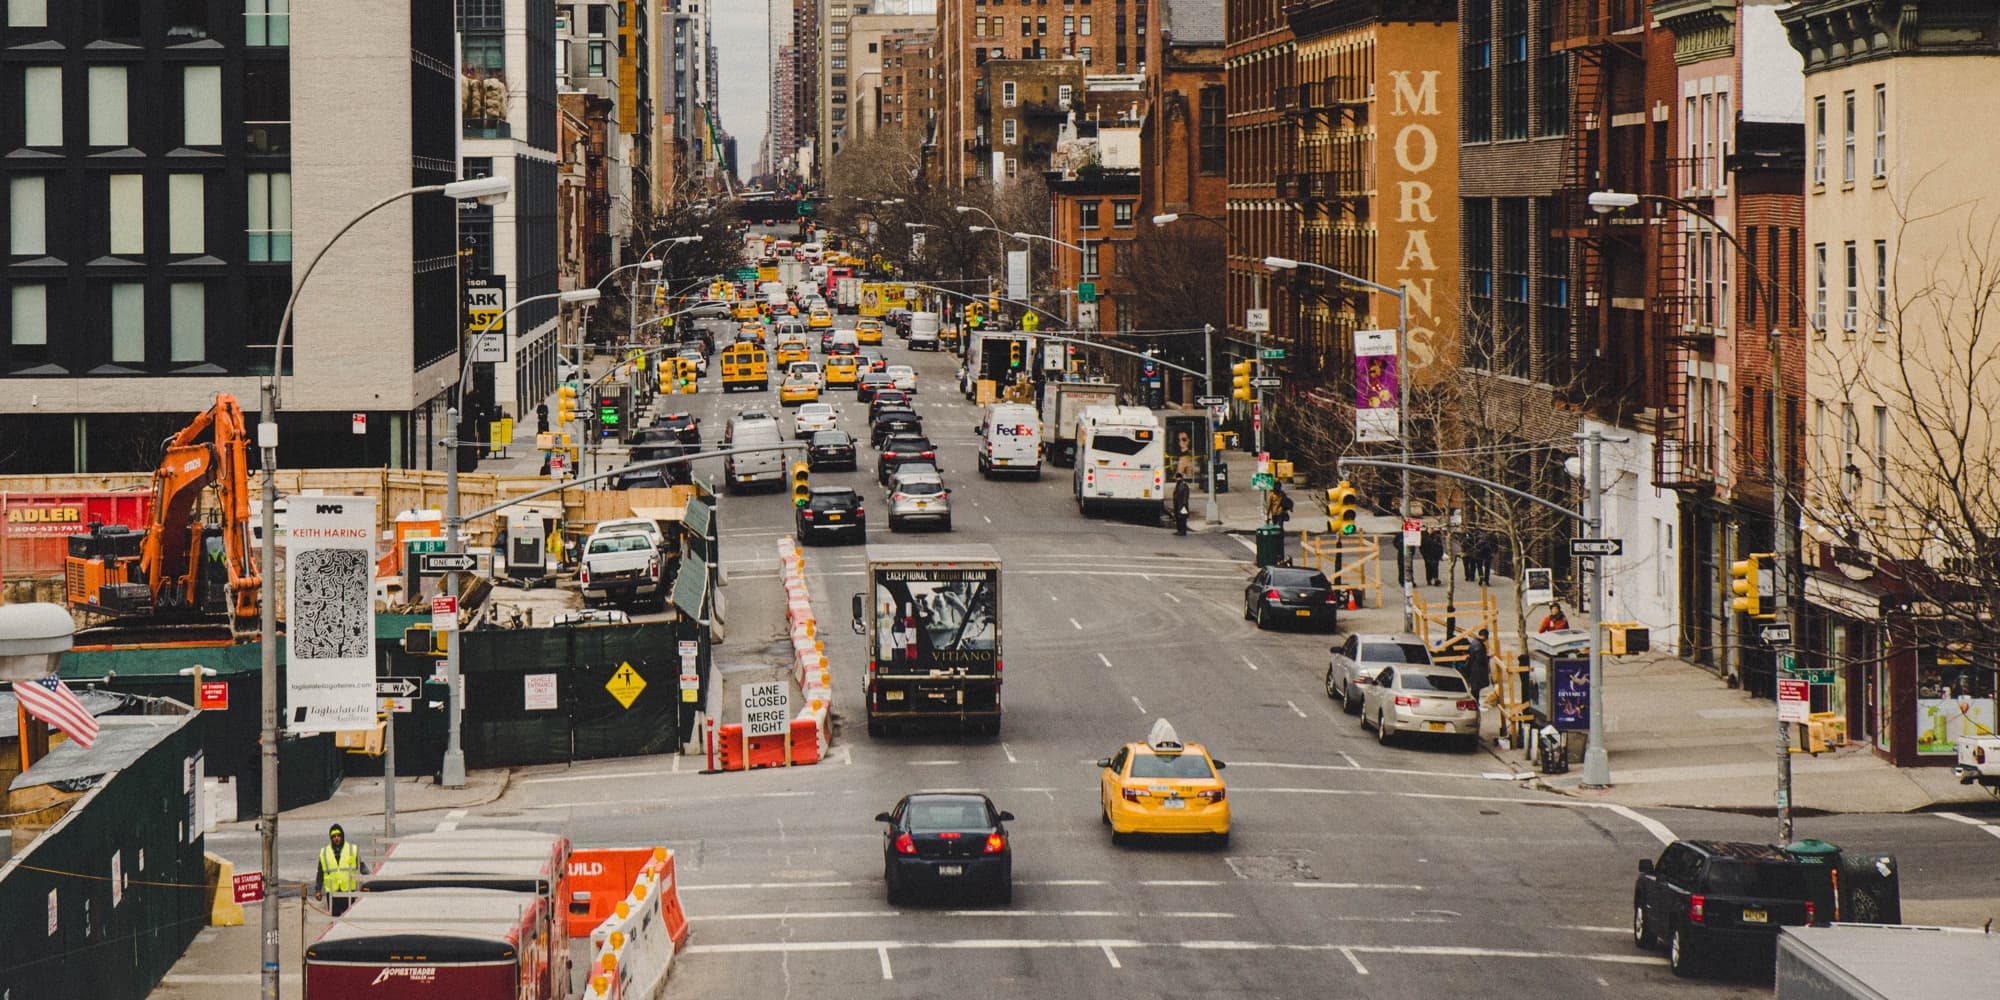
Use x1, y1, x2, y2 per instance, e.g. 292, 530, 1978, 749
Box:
1081, 15, 1092, 36
1112, 201, 1134, 228
1078, 200, 1098, 229
168, 174, 205, 255
1464, 199, 1494, 368
1463, 0, 1492, 143
974, 16, 985, 36
244, 60, 290, 154
587, 4, 606, 35
1812, 242, 1826, 332
1874, 239, 1888, 333
1842, 241, 1858, 332
1872, 85, 1887, 178
8, 0, 48, 28
111, 283, 145, 363
1059, 83, 1073, 108
247, 171, 292, 262
8, 176, 45, 256
1842, 90, 1855, 183
1020, 16, 1030, 34
245, 0, 290, 47
22, 65, 60, 146
588, 41, 607, 75
1005, 157, 1017, 178
109, 174, 143, 256
1002, 80, 1016, 107
1840, 403, 1859, 494
1499, 199, 1529, 376
183, 66, 222, 146
1871, 406, 1887, 504
1081, 242, 1099, 278
1812, 96, 1825, 185
170, 283, 206, 362
89, 66, 129, 147
1541, 223, 1570, 375
463, 34, 505, 72
1499, 0, 1528, 140
1701, 231, 1716, 327
10, 283, 48, 348
1198, 85, 1224, 174
1036, 15, 1047, 34
1537, 43, 1567, 137
1063, 15, 1073, 34
1002, 118, 1016, 144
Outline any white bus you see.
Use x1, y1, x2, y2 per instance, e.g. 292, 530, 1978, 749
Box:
1071, 405, 1165, 517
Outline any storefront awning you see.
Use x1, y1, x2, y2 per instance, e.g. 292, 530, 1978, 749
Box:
1805, 572, 1882, 619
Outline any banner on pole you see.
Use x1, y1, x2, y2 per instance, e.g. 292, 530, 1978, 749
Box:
285, 496, 378, 733
1007, 250, 1030, 302
1354, 328, 1399, 443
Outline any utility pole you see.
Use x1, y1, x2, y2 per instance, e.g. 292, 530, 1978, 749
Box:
1771, 324, 1795, 843
1203, 324, 1219, 523
1578, 426, 1626, 789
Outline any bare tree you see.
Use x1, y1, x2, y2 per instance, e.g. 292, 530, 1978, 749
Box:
1126, 224, 1226, 334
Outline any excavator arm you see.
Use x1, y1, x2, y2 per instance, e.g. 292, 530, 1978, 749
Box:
137, 395, 262, 630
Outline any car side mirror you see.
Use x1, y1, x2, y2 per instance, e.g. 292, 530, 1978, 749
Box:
1095, 757, 1113, 769
1637, 858, 1654, 874
851, 593, 866, 634
874, 812, 893, 823
1213, 760, 1227, 770
997, 810, 1015, 822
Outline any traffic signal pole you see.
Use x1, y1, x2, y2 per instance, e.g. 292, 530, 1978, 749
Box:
1771, 324, 1794, 843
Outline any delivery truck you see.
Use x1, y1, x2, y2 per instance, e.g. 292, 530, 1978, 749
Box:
851, 544, 1003, 738
1039, 380, 1121, 466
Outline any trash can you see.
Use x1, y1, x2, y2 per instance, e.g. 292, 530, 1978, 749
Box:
1254, 524, 1283, 567
1784, 839, 1842, 924
1213, 462, 1230, 494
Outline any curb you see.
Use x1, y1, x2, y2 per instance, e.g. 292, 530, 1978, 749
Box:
300, 768, 515, 820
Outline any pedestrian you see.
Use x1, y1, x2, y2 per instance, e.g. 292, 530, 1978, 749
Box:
1265, 482, 1291, 527
536, 402, 550, 434
314, 823, 368, 916
1172, 475, 1192, 536
1539, 602, 1570, 633
1473, 531, 1496, 585
1461, 628, 1492, 696
1419, 527, 1444, 586
1459, 530, 1476, 583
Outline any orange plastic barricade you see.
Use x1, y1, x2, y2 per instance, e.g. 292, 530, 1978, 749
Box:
564, 847, 658, 940
788, 717, 822, 765
654, 848, 691, 950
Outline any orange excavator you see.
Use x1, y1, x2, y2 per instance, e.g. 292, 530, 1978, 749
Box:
65, 394, 262, 637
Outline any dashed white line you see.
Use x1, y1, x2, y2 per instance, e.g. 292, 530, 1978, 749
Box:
1286, 700, 1308, 719
1131, 695, 1147, 714
682, 938, 1667, 968
908, 760, 961, 767
1142, 879, 1223, 887
520, 770, 656, 785
1291, 881, 1426, 891
1024, 879, 1108, 887
1339, 947, 1370, 975
1002, 742, 1019, 764
682, 881, 856, 892
1070, 617, 1083, 630
1101, 943, 1123, 969
983, 515, 992, 524
1241, 655, 1260, 671
1163, 592, 1182, 604
878, 946, 894, 980
1938, 811, 2000, 840
1097, 652, 1113, 667
1338, 752, 1361, 769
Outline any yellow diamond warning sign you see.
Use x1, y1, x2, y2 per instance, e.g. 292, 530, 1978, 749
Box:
605, 661, 647, 708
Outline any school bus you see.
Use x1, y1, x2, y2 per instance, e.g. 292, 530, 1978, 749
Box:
720, 342, 770, 392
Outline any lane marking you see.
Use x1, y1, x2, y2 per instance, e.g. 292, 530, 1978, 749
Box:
1286, 700, 1308, 719
1601, 804, 1678, 847
878, 945, 894, 980
1937, 811, 2000, 839
1024, 879, 1108, 887
1556, 925, 1628, 935
1101, 943, 1123, 969
702, 909, 1239, 921
908, 760, 961, 767
1290, 882, 1426, 891
1070, 618, 1083, 630
1339, 947, 1370, 975
1338, 752, 1361, 769
1241, 655, 1260, 672
1002, 743, 1019, 764
520, 769, 659, 785
434, 808, 468, 833
1131, 695, 1147, 714
1141, 879, 1222, 887
1097, 653, 1113, 667
683, 938, 1666, 968
984, 516, 992, 524
682, 881, 856, 891
1163, 592, 1183, 604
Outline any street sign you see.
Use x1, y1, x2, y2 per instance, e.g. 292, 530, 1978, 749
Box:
1250, 472, 1276, 491
1568, 538, 1625, 556
1195, 395, 1229, 406
1402, 519, 1422, 548
1250, 376, 1283, 388
377, 677, 421, 698
1760, 623, 1794, 645
741, 681, 790, 738
351, 413, 367, 435
605, 661, 647, 709
430, 595, 458, 632
1777, 678, 1810, 723
418, 552, 479, 575
1259, 348, 1287, 360
1076, 302, 1099, 328
379, 696, 413, 714
1245, 308, 1270, 332
1077, 281, 1096, 303
197, 681, 229, 711
232, 871, 266, 904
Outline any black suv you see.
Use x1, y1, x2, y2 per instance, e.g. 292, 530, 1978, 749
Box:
807, 430, 858, 471
870, 409, 923, 448
796, 487, 865, 545
877, 434, 938, 484
1633, 840, 1814, 977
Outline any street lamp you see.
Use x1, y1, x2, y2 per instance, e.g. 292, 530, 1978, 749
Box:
254, 171, 509, 1000
954, 204, 998, 229
1263, 255, 1415, 634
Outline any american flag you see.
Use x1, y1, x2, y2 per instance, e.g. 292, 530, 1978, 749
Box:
15, 677, 99, 749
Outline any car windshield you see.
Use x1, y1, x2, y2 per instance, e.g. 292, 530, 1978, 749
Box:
906, 798, 991, 833
1128, 752, 1216, 780
1398, 671, 1469, 693
1704, 860, 1809, 897
1361, 642, 1433, 664
588, 534, 653, 554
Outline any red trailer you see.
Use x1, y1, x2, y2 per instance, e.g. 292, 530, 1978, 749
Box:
366, 830, 573, 998
304, 889, 552, 999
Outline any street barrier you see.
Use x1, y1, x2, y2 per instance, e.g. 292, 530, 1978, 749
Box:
582, 849, 688, 1000
705, 539, 831, 769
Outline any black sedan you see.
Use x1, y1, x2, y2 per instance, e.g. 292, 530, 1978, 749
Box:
877, 434, 938, 484
807, 430, 858, 471
795, 487, 865, 545
876, 792, 1014, 905
653, 411, 701, 443
1244, 565, 1339, 630
870, 409, 923, 448
856, 371, 896, 402
868, 389, 912, 421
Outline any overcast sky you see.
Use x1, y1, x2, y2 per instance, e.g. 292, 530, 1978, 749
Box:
713, 4, 768, 172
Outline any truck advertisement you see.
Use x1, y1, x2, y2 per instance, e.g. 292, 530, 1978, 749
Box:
856, 545, 1003, 736
857, 282, 909, 318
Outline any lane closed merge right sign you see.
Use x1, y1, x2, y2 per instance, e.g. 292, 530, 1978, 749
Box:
742, 681, 790, 738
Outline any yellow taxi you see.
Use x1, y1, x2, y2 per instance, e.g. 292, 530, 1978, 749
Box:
775, 338, 810, 366
778, 372, 821, 406
736, 323, 767, 346
733, 300, 761, 321
1097, 719, 1230, 845
824, 355, 861, 389
808, 305, 834, 329
855, 318, 885, 345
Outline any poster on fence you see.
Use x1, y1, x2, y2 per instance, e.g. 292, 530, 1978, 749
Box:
285, 496, 377, 733
1355, 328, 1400, 443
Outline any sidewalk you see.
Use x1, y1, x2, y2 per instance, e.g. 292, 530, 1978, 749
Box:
1195, 450, 1998, 816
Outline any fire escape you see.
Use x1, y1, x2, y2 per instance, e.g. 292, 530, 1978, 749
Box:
1278, 74, 1372, 388
1649, 152, 1717, 492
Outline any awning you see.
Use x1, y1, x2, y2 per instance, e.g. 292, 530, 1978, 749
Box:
1804, 572, 1883, 620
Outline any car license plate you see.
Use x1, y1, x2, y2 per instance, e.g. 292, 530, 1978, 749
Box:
827, 513, 842, 521
1741, 909, 1768, 924
1162, 798, 1186, 809
1426, 721, 1448, 732
885, 691, 904, 701
914, 501, 927, 509
1296, 609, 1311, 617
938, 865, 963, 877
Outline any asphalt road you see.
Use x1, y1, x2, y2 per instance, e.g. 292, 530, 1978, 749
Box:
196, 273, 2000, 999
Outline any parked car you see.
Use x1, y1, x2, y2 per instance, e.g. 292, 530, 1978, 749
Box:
793, 402, 838, 438
795, 486, 866, 545
870, 409, 924, 448
876, 792, 1014, 905
877, 434, 938, 484
1359, 664, 1480, 749
1326, 633, 1434, 714
1243, 565, 1338, 631
886, 468, 952, 531
579, 526, 665, 609
807, 430, 858, 471
1633, 841, 1816, 977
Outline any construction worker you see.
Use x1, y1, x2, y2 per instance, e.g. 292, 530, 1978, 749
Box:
314, 823, 368, 916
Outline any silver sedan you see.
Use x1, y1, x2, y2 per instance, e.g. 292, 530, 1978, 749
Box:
1325, 633, 1433, 714
1359, 664, 1480, 750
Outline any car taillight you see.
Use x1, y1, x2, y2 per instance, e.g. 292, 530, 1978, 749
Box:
894, 833, 916, 855
854, 506, 864, 516
1978, 745, 1988, 764
1394, 695, 1420, 706
983, 833, 1006, 854
649, 559, 661, 580
1456, 699, 1478, 711
1804, 901, 1815, 924
1265, 589, 1281, 600
1121, 788, 1143, 802
920, 450, 934, 459
1325, 592, 1341, 603
1198, 789, 1226, 804
801, 510, 815, 520
1689, 894, 1706, 924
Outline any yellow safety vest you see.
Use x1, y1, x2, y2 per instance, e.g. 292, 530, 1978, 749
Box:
318, 843, 361, 893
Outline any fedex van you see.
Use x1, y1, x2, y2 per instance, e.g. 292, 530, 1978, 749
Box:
977, 403, 1042, 479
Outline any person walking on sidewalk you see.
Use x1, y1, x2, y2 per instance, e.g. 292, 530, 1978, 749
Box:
1461, 628, 1492, 696
1471, 530, 1496, 586
1419, 527, 1444, 586
1171, 476, 1192, 536
314, 823, 368, 916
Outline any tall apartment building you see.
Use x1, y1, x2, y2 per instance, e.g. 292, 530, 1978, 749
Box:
841, 13, 937, 151
1, 0, 464, 473
882, 29, 940, 137
616, 0, 655, 231
561, 1, 628, 294
661, 0, 722, 203
768, 0, 795, 178
1223, 2, 1296, 367
938, 0, 1152, 186
792, 0, 821, 186
461, 0, 562, 432
1781, 0, 2000, 766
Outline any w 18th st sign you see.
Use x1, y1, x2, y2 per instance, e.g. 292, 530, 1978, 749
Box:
465, 275, 508, 362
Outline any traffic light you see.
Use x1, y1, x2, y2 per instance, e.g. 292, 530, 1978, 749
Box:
1008, 340, 1023, 369
791, 462, 811, 507
1326, 480, 1360, 536
556, 384, 577, 425
965, 302, 983, 329
1231, 360, 1255, 401
1730, 552, 1769, 617
653, 284, 666, 307
988, 295, 1000, 314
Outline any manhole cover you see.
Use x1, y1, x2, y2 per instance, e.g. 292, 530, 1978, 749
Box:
1225, 855, 1318, 881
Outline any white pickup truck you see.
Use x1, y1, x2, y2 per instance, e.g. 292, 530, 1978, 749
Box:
579, 520, 665, 610
1954, 733, 2000, 794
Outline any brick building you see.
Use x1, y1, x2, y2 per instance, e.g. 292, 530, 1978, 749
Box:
973, 58, 1087, 182
1223, 1, 1297, 373
883, 29, 939, 136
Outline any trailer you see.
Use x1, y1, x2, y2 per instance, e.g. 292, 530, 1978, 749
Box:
1776, 924, 2000, 1000
305, 888, 554, 1000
